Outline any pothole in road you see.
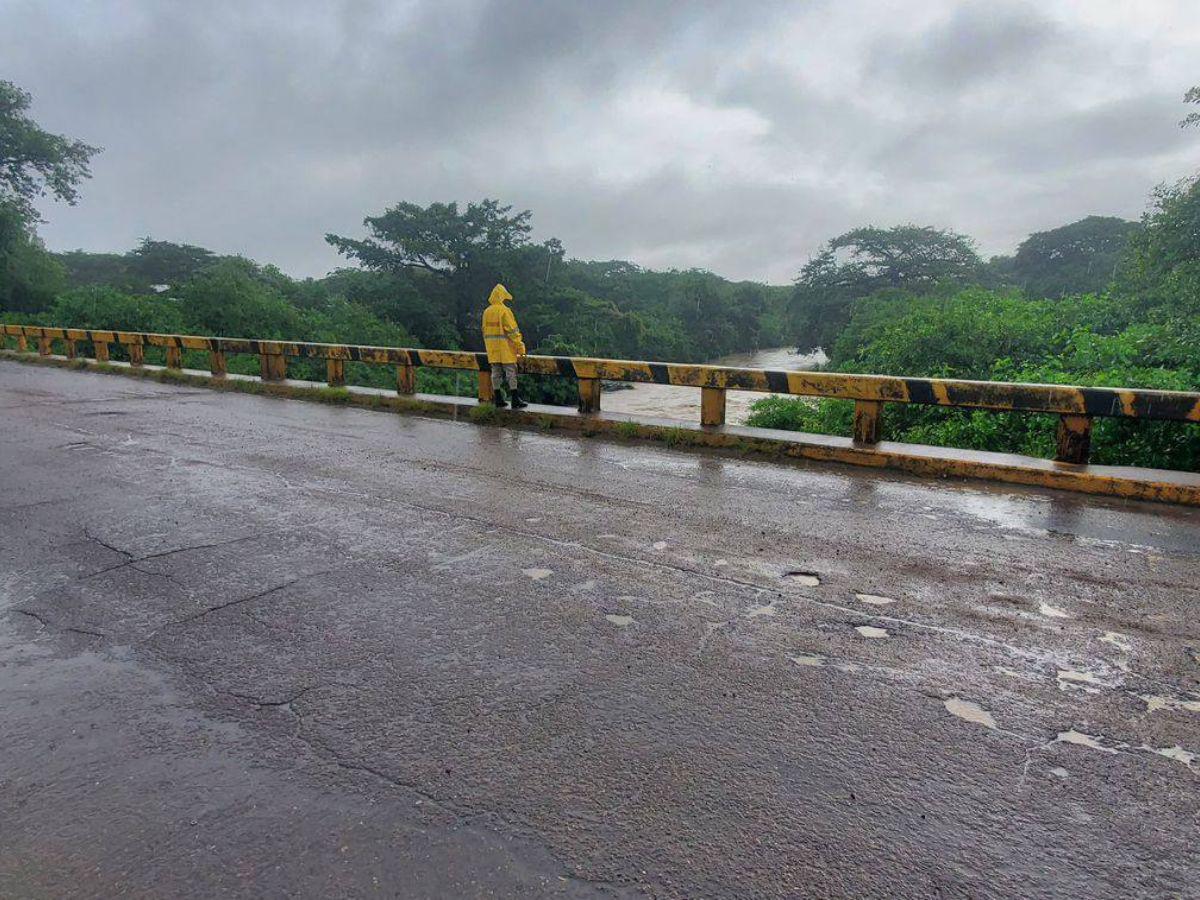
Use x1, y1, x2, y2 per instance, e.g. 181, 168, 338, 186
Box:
855, 593, 895, 606
943, 697, 997, 730
783, 570, 820, 587
855, 625, 889, 639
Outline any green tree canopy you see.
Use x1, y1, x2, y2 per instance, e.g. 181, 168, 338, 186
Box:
326, 199, 561, 345
0, 80, 99, 221
1010, 216, 1138, 299
127, 238, 218, 289
789, 224, 981, 350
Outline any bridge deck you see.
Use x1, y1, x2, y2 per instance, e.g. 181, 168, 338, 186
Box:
2, 360, 1199, 898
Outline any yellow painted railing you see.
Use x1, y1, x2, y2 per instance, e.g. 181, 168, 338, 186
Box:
5, 324, 1199, 466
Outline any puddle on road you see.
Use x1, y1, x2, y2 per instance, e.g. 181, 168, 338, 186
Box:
1051, 729, 1196, 770
1049, 766, 1070, 779
522, 568, 553, 581
1141, 694, 1200, 714
605, 614, 634, 628
1056, 669, 1112, 692
1055, 729, 1117, 753
790, 653, 826, 667
855, 593, 895, 606
746, 603, 777, 618
1038, 603, 1072, 619
1143, 745, 1196, 767
855, 625, 889, 639
784, 570, 821, 587
944, 697, 997, 730
1100, 631, 1131, 652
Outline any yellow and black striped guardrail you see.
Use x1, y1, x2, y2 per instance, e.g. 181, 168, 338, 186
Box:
4, 323, 1200, 468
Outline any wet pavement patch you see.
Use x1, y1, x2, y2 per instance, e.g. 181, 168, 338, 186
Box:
855, 625, 889, 639
855, 593, 895, 606
943, 697, 997, 730
605, 614, 634, 628
521, 568, 553, 581
784, 570, 821, 587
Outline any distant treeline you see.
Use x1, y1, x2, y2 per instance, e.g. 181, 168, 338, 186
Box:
2, 74, 1197, 466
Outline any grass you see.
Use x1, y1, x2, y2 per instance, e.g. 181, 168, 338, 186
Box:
468, 403, 502, 425
537, 415, 556, 432
615, 421, 639, 439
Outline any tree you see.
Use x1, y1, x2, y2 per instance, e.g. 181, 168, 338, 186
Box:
789, 225, 981, 351
0, 80, 99, 221
127, 238, 217, 289
1010, 216, 1139, 298
1182, 85, 1199, 129
326, 199, 555, 346
0, 81, 97, 313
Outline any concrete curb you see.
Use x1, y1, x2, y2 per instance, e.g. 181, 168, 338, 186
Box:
5, 349, 1199, 507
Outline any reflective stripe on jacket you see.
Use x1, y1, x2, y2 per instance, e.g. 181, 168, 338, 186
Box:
481, 284, 525, 364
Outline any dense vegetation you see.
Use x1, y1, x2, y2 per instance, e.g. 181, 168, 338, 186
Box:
752, 182, 1200, 469
2, 78, 1197, 468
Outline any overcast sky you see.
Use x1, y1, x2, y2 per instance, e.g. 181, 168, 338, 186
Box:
3, 0, 1197, 283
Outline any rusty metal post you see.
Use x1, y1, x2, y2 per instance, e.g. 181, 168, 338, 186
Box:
477, 369, 494, 403
326, 358, 346, 387
128, 343, 144, 367
396, 364, 416, 395
578, 377, 601, 414
260, 352, 287, 382
165, 346, 182, 369
701, 386, 726, 427
1055, 414, 1092, 464
209, 350, 227, 378
853, 400, 883, 444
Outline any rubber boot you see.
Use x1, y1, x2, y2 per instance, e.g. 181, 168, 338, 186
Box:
492, 390, 507, 408
509, 390, 528, 410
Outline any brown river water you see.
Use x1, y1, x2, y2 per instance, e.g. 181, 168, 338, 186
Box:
600, 346, 827, 425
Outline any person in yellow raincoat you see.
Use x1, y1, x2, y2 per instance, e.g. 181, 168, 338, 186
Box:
481, 283, 528, 408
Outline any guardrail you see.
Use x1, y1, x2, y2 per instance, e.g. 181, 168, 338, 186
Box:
4, 323, 1199, 467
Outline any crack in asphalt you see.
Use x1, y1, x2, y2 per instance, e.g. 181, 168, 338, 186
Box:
79, 531, 277, 582
13, 608, 106, 638
160, 568, 342, 628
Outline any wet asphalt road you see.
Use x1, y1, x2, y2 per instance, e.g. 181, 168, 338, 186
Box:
2, 360, 1199, 899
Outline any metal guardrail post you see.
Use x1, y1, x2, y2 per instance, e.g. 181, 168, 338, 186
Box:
37, 335, 52, 356
209, 350, 227, 377
259, 351, 287, 382
1056, 414, 1092, 465
128, 342, 144, 367
326, 358, 346, 387
853, 400, 883, 444
64, 339, 77, 360
477, 369, 493, 403
165, 346, 182, 369
94, 340, 109, 362
396, 364, 416, 395
701, 386, 726, 426
578, 377, 601, 413
15, 333, 27, 352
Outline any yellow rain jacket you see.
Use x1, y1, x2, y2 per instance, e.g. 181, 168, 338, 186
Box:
481, 284, 525, 364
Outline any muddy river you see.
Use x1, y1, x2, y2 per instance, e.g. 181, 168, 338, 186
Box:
600, 346, 827, 424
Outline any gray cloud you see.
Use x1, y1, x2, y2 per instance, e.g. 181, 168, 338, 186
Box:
3, 0, 1197, 282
